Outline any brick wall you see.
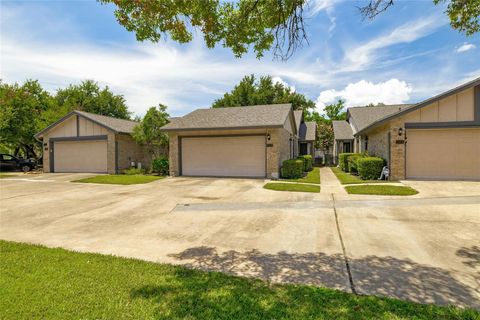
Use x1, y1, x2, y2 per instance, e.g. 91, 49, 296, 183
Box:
115, 133, 151, 173
366, 124, 389, 161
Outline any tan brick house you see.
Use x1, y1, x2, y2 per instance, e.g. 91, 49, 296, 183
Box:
35, 110, 150, 174
161, 104, 314, 179
332, 77, 480, 180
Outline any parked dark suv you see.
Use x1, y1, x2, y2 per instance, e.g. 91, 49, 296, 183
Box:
0, 154, 37, 172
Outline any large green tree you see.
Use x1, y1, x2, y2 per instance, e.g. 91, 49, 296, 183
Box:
132, 104, 170, 159
102, 0, 479, 59
212, 75, 316, 116
55, 80, 131, 119
0, 80, 55, 158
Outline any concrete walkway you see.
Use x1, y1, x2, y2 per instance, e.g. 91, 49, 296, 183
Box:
320, 167, 347, 195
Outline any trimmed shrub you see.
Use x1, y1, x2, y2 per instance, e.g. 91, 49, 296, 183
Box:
297, 155, 313, 171
152, 157, 169, 175
347, 154, 363, 174
357, 157, 384, 180
338, 153, 360, 172
281, 159, 304, 179
123, 167, 145, 175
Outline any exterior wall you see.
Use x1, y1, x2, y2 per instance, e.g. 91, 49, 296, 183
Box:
365, 124, 389, 161
389, 118, 406, 180
167, 127, 292, 179
115, 133, 151, 172
78, 116, 109, 136
46, 116, 77, 138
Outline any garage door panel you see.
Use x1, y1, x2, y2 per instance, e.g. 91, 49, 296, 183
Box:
406, 128, 480, 180
54, 140, 108, 173
181, 136, 265, 177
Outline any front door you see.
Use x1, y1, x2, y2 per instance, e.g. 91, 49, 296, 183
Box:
300, 143, 308, 155
343, 142, 351, 153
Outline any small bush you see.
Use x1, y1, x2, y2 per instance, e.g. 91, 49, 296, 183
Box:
152, 157, 169, 175
357, 157, 384, 180
348, 154, 363, 174
123, 167, 145, 175
281, 159, 304, 179
297, 155, 313, 171
338, 153, 359, 172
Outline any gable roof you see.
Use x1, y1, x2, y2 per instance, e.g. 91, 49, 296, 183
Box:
332, 120, 354, 140
35, 110, 139, 138
161, 104, 293, 131
298, 121, 317, 141
348, 104, 414, 133
354, 76, 480, 135
293, 110, 303, 131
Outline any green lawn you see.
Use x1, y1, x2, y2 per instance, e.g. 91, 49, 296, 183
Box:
1, 241, 475, 319
331, 167, 391, 184
0, 172, 18, 179
264, 182, 320, 193
73, 174, 164, 185
345, 185, 419, 196
281, 167, 320, 184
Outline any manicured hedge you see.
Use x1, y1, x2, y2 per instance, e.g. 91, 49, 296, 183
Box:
357, 157, 384, 180
297, 155, 313, 171
281, 159, 304, 179
152, 157, 169, 175
347, 154, 362, 174
338, 153, 361, 172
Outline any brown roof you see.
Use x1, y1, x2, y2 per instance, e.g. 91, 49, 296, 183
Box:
293, 110, 303, 131
348, 104, 414, 132
162, 104, 293, 131
35, 110, 139, 138
298, 121, 317, 141
332, 121, 354, 140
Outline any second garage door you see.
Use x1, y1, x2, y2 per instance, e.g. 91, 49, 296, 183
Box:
181, 136, 266, 177
406, 128, 480, 180
54, 140, 108, 173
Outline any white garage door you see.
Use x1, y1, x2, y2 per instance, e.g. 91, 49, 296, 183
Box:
54, 140, 108, 173
406, 128, 480, 180
181, 136, 266, 177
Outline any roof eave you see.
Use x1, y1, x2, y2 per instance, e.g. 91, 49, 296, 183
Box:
160, 124, 284, 132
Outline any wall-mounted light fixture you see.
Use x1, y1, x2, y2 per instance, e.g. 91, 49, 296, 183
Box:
267, 133, 271, 141
398, 127, 403, 136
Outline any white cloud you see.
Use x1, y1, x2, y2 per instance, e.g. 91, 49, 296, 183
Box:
341, 15, 447, 72
456, 42, 476, 53
308, 0, 337, 35
316, 79, 413, 109
272, 76, 296, 92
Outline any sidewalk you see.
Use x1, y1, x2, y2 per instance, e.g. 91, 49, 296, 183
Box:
320, 167, 347, 195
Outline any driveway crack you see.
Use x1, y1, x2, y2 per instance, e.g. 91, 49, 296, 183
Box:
331, 193, 357, 295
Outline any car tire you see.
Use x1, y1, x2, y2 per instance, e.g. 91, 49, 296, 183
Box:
22, 165, 31, 173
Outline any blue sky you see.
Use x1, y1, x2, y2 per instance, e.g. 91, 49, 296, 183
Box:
1, 0, 479, 117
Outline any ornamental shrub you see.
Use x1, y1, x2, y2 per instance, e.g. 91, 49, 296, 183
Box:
357, 157, 384, 180
123, 167, 145, 175
152, 157, 169, 175
338, 153, 358, 172
297, 155, 313, 171
281, 159, 304, 179
348, 154, 364, 174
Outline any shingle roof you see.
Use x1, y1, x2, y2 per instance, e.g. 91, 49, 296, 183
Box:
75, 110, 139, 133
35, 110, 139, 138
348, 104, 413, 132
332, 121, 354, 140
299, 121, 317, 141
161, 104, 293, 131
293, 110, 303, 131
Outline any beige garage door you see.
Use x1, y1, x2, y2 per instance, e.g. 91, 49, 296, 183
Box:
406, 128, 480, 180
54, 140, 108, 173
181, 136, 266, 177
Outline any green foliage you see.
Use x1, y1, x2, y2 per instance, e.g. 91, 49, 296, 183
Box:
297, 155, 312, 171
100, 0, 308, 59
357, 157, 385, 180
316, 122, 334, 150
123, 167, 145, 175
331, 167, 393, 185
281, 167, 320, 184
281, 159, 303, 179
323, 100, 347, 122
212, 75, 315, 117
338, 153, 355, 172
151, 157, 169, 175
264, 182, 320, 193
73, 175, 163, 185
55, 80, 131, 119
434, 0, 479, 35
345, 185, 419, 196
132, 104, 170, 158
347, 154, 364, 174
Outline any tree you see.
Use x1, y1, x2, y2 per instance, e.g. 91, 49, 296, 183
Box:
0, 80, 55, 158
102, 0, 478, 60
360, 0, 480, 36
316, 122, 334, 151
212, 75, 316, 116
132, 104, 170, 159
323, 99, 347, 122
55, 80, 131, 120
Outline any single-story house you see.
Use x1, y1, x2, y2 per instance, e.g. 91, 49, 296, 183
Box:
332, 77, 480, 180
294, 110, 317, 158
161, 104, 316, 178
35, 110, 150, 174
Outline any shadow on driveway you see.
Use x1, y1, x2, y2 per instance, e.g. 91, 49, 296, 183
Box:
165, 246, 479, 309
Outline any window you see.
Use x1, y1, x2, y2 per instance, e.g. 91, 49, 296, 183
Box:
365, 136, 368, 151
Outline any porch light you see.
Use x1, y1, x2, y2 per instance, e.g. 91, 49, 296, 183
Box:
267, 133, 271, 141
398, 127, 403, 136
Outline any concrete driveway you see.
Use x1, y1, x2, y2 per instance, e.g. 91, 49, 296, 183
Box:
0, 170, 479, 309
